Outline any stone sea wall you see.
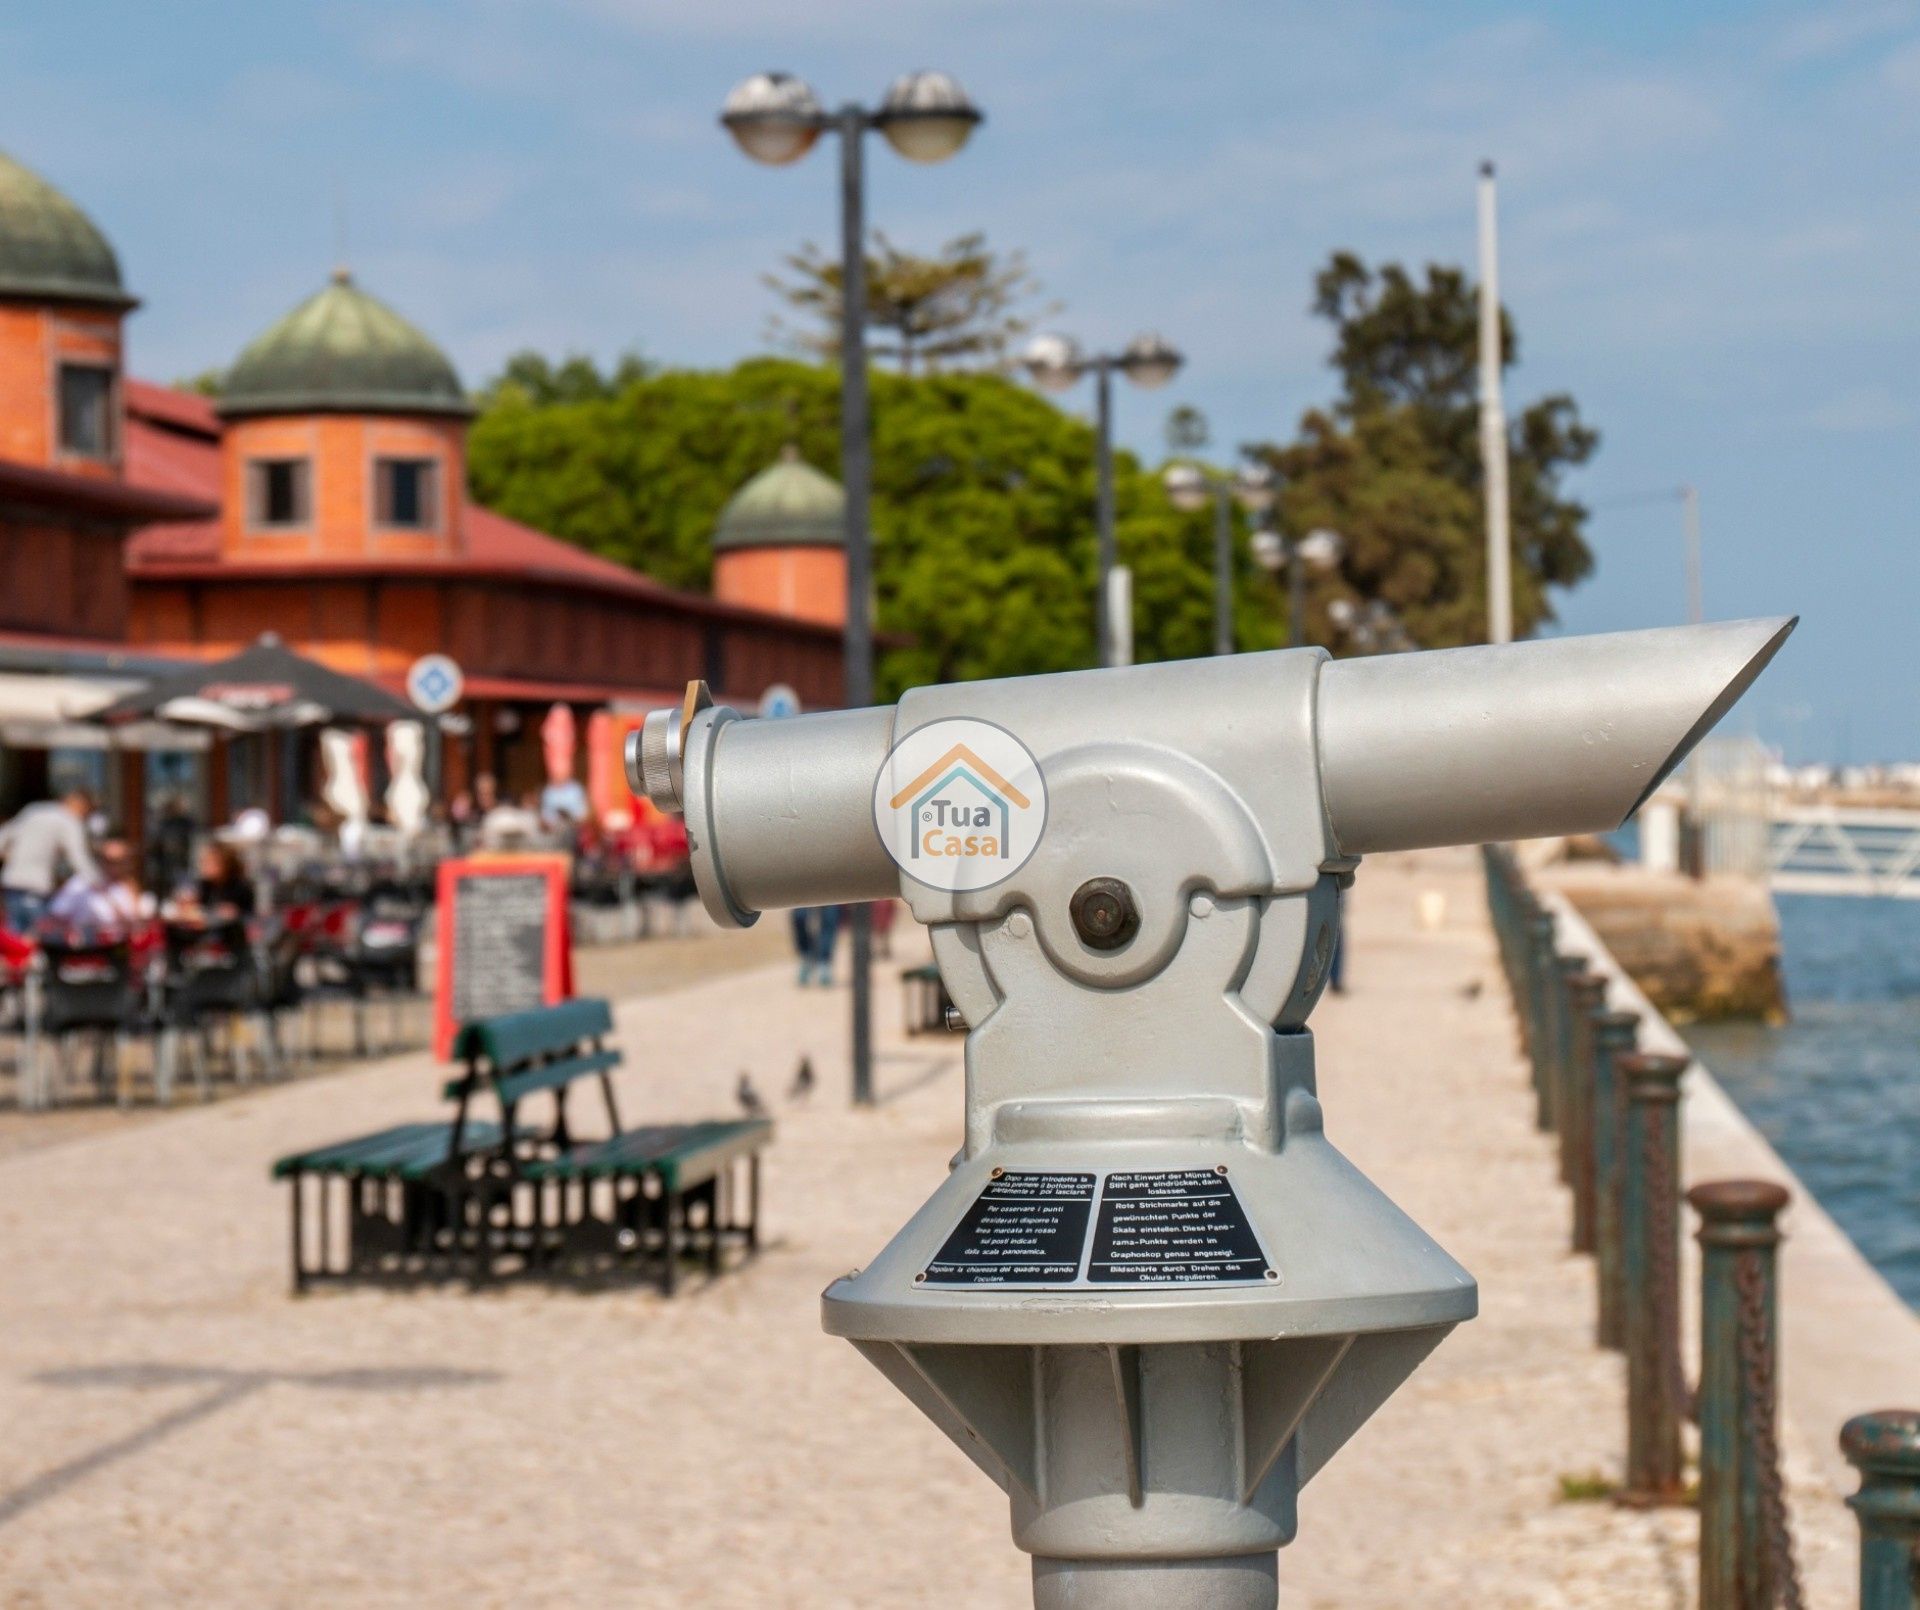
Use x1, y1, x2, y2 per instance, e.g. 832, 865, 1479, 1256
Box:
1535, 856, 1787, 1024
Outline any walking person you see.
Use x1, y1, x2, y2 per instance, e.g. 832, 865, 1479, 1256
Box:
791, 907, 819, 985
0, 790, 99, 934
870, 897, 897, 960
808, 904, 843, 987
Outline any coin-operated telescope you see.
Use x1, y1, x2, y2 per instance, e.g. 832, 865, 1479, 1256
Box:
630, 619, 1791, 1610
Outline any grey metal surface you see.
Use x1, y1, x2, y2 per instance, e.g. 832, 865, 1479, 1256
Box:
625, 619, 1791, 1606
1317, 617, 1794, 855
679, 704, 897, 922
1033, 1552, 1278, 1610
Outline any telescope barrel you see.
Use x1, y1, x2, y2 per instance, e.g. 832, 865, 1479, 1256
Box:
703, 704, 899, 912
1314, 617, 1795, 856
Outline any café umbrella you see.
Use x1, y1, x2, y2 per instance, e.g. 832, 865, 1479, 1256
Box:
91, 634, 414, 732
91, 635, 419, 828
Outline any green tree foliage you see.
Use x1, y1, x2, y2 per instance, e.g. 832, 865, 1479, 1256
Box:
763, 231, 1055, 374
1248, 252, 1597, 645
476, 349, 654, 407
1164, 404, 1210, 454
468, 357, 1235, 697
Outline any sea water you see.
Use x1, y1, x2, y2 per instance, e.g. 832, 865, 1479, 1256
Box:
1687, 895, 1920, 1310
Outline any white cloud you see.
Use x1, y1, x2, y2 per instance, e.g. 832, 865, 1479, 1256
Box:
1772, 0, 1917, 63
1806, 385, 1915, 432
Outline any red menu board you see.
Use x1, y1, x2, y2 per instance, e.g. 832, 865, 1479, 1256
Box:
434, 854, 573, 1058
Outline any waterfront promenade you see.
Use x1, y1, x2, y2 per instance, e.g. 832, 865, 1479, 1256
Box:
0, 851, 1878, 1606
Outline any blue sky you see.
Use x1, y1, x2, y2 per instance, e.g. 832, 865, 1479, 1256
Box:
3, 1, 1915, 759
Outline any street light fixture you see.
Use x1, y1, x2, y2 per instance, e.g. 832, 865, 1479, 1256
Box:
1251, 520, 1346, 649
721, 67, 982, 1107
1163, 460, 1279, 655
1021, 330, 1185, 667
1327, 595, 1415, 656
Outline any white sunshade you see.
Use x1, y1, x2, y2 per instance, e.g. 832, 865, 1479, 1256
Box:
0, 672, 206, 752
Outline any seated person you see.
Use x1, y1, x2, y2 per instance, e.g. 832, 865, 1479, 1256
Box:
167, 841, 257, 922
46, 839, 154, 936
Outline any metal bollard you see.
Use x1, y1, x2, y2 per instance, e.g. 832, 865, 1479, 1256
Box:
1524, 906, 1558, 1128
1691, 1180, 1801, 1610
1551, 954, 1587, 1166
1619, 1050, 1689, 1504
1590, 1008, 1640, 1350
1566, 971, 1609, 1254
1841, 1411, 1920, 1610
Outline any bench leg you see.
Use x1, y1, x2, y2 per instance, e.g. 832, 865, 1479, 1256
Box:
291, 1174, 307, 1293
747, 1153, 761, 1255
661, 1189, 679, 1297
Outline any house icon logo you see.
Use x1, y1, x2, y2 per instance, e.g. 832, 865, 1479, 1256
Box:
872, 718, 1047, 892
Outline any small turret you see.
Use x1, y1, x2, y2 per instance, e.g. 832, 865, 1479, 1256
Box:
712, 445, 846, 625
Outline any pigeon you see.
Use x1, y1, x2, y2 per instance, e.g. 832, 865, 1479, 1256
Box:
1459, 979, 1484, 1001
789, 1055, 816, 1102
736, 1073, 767, 1117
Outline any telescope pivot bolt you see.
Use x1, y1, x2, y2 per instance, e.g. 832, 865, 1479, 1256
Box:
1069, 877, 1140, 951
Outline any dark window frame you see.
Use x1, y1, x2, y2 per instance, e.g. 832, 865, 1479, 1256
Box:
372, 456, 440, 532
56, 363, 118, 462
246, 457, 313, 530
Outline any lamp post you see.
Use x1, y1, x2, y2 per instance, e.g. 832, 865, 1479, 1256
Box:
1163, 461, 1276, 655
722, 68, 982, 1107
1250, 524, 1345, 649
1022, 331, 1184, 667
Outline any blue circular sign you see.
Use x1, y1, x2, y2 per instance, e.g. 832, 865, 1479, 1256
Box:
758, 683, 802, 720
407, 654, 465, 715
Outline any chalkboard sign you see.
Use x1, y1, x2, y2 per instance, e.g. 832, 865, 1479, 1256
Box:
433, 854, 571, 1057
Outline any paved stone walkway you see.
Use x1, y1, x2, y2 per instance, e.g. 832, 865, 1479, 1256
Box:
0, 850, 1858, 1606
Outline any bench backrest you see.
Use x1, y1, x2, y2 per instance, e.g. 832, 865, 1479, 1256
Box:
453, 997, 614, 1067
446, 997, 623, 1155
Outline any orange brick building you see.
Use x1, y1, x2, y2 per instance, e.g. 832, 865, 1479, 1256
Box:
0, 151, 218, 815
0, 145, 852, 816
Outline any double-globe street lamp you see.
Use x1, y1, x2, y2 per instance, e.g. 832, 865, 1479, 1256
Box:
1162, 461, 1277, 656
1021, 332, 1184, 667
1250, 524, 1345, 649
722, 68, 982, 1106
1326, 593, 1415, 654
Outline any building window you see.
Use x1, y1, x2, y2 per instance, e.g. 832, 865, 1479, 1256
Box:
374, 457, 439, 530
57, 364, 116, 460
247, 457, 312, 528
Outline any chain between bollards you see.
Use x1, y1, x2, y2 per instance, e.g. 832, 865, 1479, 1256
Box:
1692, 1179, 1802, 1610
1842, 1411, 1920, 1610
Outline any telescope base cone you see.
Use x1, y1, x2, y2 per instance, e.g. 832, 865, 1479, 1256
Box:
1032, 1552, 1278, 1610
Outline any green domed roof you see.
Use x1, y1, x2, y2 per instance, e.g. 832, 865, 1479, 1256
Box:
713, 447, 845, 551
0, 150, 133, 309
217, 270, 472, 419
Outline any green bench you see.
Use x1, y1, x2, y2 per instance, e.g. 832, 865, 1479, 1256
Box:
272, 997, 771, 1294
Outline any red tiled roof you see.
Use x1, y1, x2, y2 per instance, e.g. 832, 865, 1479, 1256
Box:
0, 455, 216, 525
458, 675, 686, 706
125, 378, 220, 438
118, 380, 837, 638
123, 386, 224, 559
